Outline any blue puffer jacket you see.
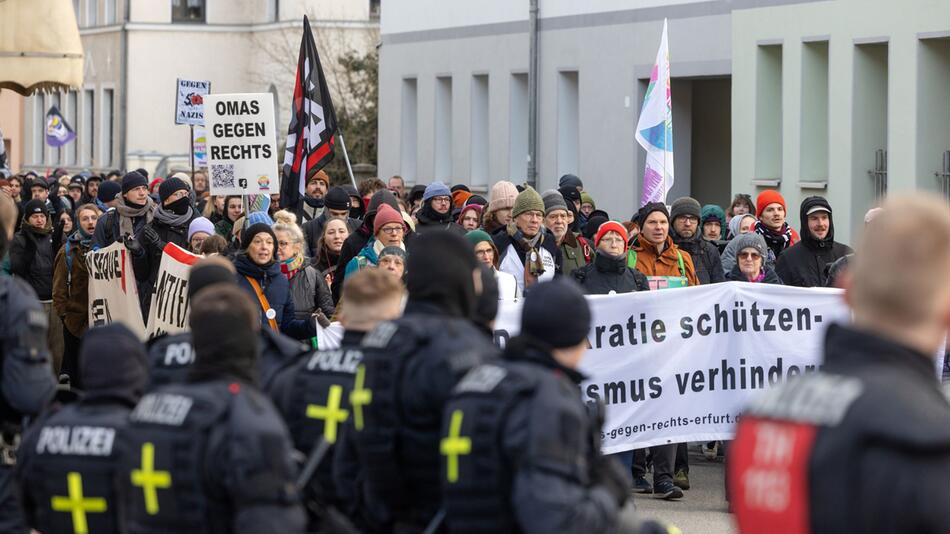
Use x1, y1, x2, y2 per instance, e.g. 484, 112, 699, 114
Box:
234, 254, 316, 340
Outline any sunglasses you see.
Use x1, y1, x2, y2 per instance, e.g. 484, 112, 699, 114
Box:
738, 251, 761, 260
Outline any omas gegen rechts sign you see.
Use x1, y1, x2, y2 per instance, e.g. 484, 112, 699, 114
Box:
203, 93, 279, 196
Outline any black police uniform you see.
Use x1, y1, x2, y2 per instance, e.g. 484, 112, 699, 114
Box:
267, 329, 366, 527
0, 275, 58, 533
731, 324, 950, 534
120, 378, 305, 533
441, 336, 633, 533
146, 328, 309, 388
349, 301, 498, 532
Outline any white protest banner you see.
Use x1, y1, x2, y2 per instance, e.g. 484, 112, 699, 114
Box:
86, 242, 146, 340
146, 243, 201, 339
493, 282, 850, 454
175, 78, 211, 125
204, 93, 279, 196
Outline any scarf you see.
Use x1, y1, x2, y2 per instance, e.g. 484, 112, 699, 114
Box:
70, 226, 93, 249
153, 199, 194, 228
279, 253, 306, 280
507, 223, 545, 286
754, 220, 793, 259
750, 270, 765, 283
116, 196, 155, 237
372, 238, 404, 257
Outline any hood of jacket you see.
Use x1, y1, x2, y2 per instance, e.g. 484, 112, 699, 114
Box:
799, 196, 836, 250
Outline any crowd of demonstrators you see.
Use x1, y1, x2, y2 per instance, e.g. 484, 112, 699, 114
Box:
0, 158, 892, 531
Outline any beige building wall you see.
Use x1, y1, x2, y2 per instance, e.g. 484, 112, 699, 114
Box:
0, 91, 25, 173
732, 0, 950, 244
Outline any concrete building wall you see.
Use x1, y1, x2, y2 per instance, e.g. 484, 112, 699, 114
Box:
0, 91, 24, 173
731, 0, 950, 243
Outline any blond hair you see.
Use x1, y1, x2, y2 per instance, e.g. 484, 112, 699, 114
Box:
849, 194, 950, 325
339, 268, 405, 329
272, 209, 298, 226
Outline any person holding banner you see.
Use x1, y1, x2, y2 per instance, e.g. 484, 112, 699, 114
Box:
91, 172, 155, 250
573, 221, 649, 295
731, 194, 950, 534
235, 223, 317, 340
724, 233, 782, 284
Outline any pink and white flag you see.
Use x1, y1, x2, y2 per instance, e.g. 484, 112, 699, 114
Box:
635, 19, 674, 206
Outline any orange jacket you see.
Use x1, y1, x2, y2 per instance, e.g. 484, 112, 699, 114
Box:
631, 235, 700, 286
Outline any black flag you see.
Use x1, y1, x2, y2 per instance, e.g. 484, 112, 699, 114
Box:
281, 15, 338, 209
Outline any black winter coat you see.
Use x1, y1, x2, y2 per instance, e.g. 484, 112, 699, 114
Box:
775, 196, 852, 287
135, 212, 196, 313
9, 224, 58, 300
331, 224, 372, 303
672, 230, 725, 285
572, 251, 649, 294
725, 263, 783, 284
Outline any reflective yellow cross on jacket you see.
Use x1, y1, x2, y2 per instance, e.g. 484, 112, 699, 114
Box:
440, 410, 472, 483
50, 471, 107, 534
307, 384, 349, 443
131, 442, 172, 515
350, 364, 372, 431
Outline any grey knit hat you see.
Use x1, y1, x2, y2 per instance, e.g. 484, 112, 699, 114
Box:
541, 189, 569, 216
670, 196, 702, 221
732, 232, 767, 258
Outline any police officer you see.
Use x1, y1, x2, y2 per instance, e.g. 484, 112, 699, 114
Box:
16, 323, 147, 534
351, 231, 499, 532
730, 195, 950, 533
269, 268, 405, 530
442, 279, 649, 533
0, 191, 58, 533
121, 284, 305, 532
147, 256, 309, 388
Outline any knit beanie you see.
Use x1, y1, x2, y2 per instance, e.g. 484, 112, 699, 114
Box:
521, 279, 591, 349
594, 221, 629, 250
756, 190, 787, 218
373, 203, 405, 235
241, 223, 277, 252
452, 189, 473, 208
23, 199, 47, 218
465, 195, 487, 207
669, 196, 702, 221
732, 232, 768, 258
580, 192, 596, 208
378, 245, 408, 262
558, 174, 584, 191
187, 261, 237, 299
451, 184, 471, 193
246, 211, 274, 228
457, 204, 483, 224
188, 217, 215, 241
158, 177, 189, 203
582, 215, 608, 240
80, 324, 147, 399
422, 181, 451, 202
121, 171, 148, 195
487, 181, 518, 213
97, 180, 121, 203
324, 186, 350, 211
408, 184, 426, 204
636, 202, 670, 227
308, 170, 330, 186
169, 171, 193, 190
406, 231, 479, 319
465, 229, 493, 248
541, 189, 569, 215
701, 204, 726, 227
512, 186, 545, 218
558, 186, 581, 206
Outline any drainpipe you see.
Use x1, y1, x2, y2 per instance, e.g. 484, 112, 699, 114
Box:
119, 0, 130, 170
526, 0, 539, 189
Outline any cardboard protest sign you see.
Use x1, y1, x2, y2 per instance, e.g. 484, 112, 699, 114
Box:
494, 282, 851, 453
85, 242, 146, 340
175, 78, 211, 125
204, 93, 279, 196
146, 243, 201, 339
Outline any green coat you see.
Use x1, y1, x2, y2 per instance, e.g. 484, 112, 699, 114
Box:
559, 231, 591, 277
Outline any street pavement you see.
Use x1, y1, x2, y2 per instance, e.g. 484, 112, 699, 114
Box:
633, 446, 736, 534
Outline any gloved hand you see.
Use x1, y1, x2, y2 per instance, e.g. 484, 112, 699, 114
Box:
123, 234, 144, 256
140, 225, 164, 250
591, 454, 632, 507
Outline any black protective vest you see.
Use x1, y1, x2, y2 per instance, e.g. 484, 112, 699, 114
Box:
441, 363, 538, 533
122, 383, 232, 534
0, 275, 52, 426
146, 333, 194, 388
21, 405, 128, 534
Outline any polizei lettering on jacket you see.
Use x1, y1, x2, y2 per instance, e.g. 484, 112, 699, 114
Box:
306, 350, 362, 374
131, 393, 194, 425
35, 426, 115, 456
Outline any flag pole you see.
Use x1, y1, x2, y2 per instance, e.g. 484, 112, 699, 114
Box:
337, 133, 358, 189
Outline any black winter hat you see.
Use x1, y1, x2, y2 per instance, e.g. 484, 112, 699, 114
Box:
68, 176, 85, 189
366, 189, 399, 221
636, 202, 670, 227
86, 174, 102, 184
241, 223, 277, 253
558, 185, 581, 205
521, 279, 590, 349
406, 231, 478, 319
80, 324, 148, 400
134, 168, 149, 179
450, 184, 471, 193
188, 262, 237, 299
669, 196, 701, 221
158, 177, 189, 203
466, 195, 487, 207
97, 180, 121, 203
324, 186, 351, 211
23, 199, 47, 217
582, 215, 608, 240
121, 171, 148, 195
408, 184, 426, 204
558, 174, 584, 190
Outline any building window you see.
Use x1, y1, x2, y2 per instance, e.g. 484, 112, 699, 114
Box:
400, 78, 418, 182
434, 76, 453, 181
266, 0, 279, 22
470, 75, 489, 188
102, 89, 114, 166
754, 45, 783, 181
104, 0, 116, 24
556, 71, 579, 179
82, 89, 95, 166
509, 73, 528, 182
172, 0, 205, 23
369, 0, 381, 20
86, 0, 97, 27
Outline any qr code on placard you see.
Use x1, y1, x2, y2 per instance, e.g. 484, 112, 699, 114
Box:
211, 164, 235, 188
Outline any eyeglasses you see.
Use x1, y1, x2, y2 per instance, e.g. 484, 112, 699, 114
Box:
278, 241, 291, 248
599, 237, 625, 245
379, 225, 404, 235
431, 196, 451, 204
474, 249, 493, 257
738, 252, 761, 260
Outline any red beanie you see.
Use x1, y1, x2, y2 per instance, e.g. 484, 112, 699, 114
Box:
756, 190, 786, 218
373, 204, 405, 235
594, 221, 629, 251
